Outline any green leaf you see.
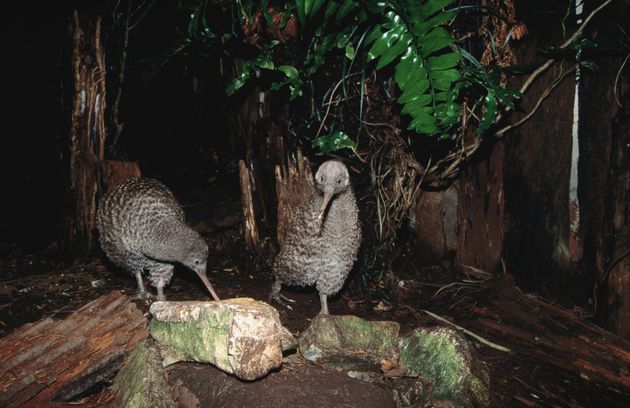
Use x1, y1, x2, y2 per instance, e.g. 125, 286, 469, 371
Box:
364, 24, 383, 47
309, 0, 326, 18
367, 36, 388, 61
419, 27, 455, 57
417, 0, 455, 18
336, 34, 349, 48
377, 32, 412, 69
278, 65, 300, 79
394, 50, 426, 87
401, 99, 433, 115
431, 91, 449, 102
432, 67, 461, 82
324, 1, 341, 24
336, 0, 357, 25
312, 131, 357, 154
289, 84, 303, 100
410, 10, 456, 36
477, 91, 498, 133
304, 0, 314, 16
398, 79, 431, 103
226, 77, 247, 96
345, 43, 356, 60
257, 57, 275, 70
580, 60, 598, 71
295, 0, 306, 27
260, 0, 272, 24
428, 52, 462, 70
408, 113, 439, 134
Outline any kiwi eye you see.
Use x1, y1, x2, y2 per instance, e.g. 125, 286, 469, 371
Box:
319, 176, 324, 183
337, 178, 342, 184
194, 260, 200, 265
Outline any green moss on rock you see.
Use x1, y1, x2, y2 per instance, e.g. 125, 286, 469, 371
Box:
299, 315, 399, 370
112, 340, 174, 408
399, 327, 489, 406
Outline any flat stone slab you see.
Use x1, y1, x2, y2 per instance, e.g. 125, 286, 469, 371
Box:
149, 298, 296, 380
298, 314, 400, 371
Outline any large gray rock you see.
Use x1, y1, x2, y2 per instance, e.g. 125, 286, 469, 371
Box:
149, 298, 296, 380
298, 314, 400, 371
112, 340, 175, 408
397, 327, 490, 407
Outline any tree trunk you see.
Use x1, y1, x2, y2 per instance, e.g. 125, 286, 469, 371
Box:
503, 1, 578, 301
240, 159, 262, 254
62, 10, 107, 257
99, 160, 141, 193
456, 139, 505, 272
414, 186, 458, 263
607, 104, 630, 337
228, 60, 306, 258
576, 0, 630, 339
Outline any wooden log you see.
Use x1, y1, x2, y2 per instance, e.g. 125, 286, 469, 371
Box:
470, 277, 630, 391
274, 148, 314, 248
0, 291, 148, 407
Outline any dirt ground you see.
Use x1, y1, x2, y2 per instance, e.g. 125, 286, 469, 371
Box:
2, 175, 630, 407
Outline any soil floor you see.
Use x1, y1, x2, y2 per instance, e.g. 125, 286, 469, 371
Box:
1, 173, 630, 407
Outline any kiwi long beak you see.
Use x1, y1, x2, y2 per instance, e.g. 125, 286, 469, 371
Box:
195, 269, 221, 301
318, 187, 335, 219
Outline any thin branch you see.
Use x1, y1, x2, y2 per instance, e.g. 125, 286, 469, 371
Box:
496, 64, 577, 136
423, 0, 614, 183
614, 53, 629, 107
422, 309, 512, 352
516, 0, 612, 98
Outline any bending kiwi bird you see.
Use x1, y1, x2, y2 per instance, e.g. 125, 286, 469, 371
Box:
271, 160, 361, 315
97, 177, 220, 302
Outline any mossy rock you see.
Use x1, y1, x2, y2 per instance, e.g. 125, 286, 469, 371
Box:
398, 327, 489, 407
149, 298, 295, 380
112, 340, 175, 408
298, 314, 400, 371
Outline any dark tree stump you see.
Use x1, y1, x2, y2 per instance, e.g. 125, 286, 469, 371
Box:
274, 149, 314, 248
99, 160, 141, 193
62, 10, 107, 257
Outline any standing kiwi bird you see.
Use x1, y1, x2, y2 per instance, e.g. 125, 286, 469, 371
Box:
271, 160, 361, 315
97, 177, 220, 302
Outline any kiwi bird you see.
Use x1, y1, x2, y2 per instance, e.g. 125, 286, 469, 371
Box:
271, 160, 361, 314
97, 177, 220, 301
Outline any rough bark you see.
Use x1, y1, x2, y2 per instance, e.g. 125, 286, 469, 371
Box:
99, 160, 141, 193
602, 95, 630, 338
456, 139, 505, 272
229, 64, 279, 258
414, 186, 458, 263
239, 159, 261, 254
274, 148, 314, 248
471, 276, 630, 391
62, 10, 107, 257
0, 291, 148, 407
228, 59, 308, 258
503, 1, 578, 300
577, 0, 630, 339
